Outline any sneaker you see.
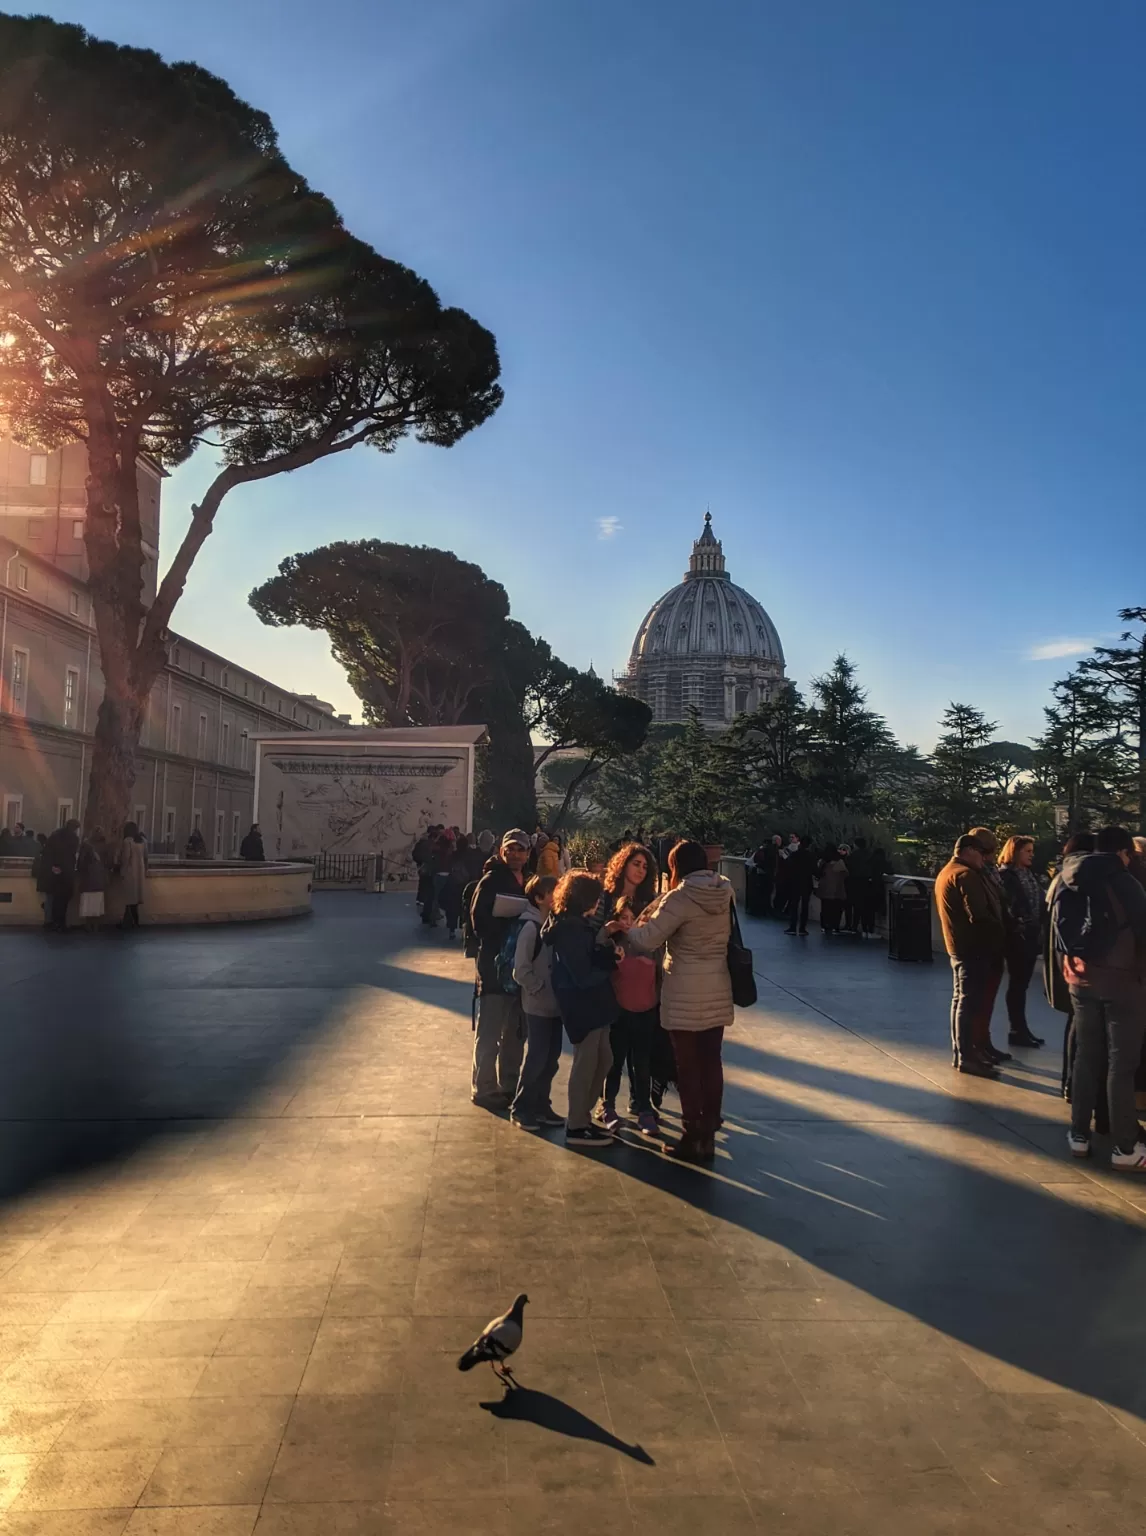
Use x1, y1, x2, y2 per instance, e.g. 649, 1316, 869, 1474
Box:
599, 1101, 622, 1131
511, 1113, 539, 1131
565, 1125, 615, 1148
637, 1111, 659, 1136
1111, 1142, 1146, 1171
537, 1108, 566, 1128
471, 1092, 511, 1111
1066, 1131, 1091, 1159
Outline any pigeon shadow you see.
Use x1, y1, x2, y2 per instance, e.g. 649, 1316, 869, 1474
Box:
479, 1387, 654, 1464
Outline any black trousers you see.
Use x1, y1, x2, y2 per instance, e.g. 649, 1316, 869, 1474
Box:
604, 1007, 657, 1112
820, 898, 844, 933
1004, 936, 1040, 1033
48, 879, 72, 931
785, 891, 811, 932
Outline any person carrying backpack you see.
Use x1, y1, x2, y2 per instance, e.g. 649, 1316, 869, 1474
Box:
1051, 826, 1146, 1168
508, 876, 564, 1131
468, 830, 531, 1107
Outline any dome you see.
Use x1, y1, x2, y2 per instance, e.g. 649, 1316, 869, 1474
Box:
628, 513, 784, 668
619, 513, 785, 727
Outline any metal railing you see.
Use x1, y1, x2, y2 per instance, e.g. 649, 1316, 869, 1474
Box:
312, 852, 385, 889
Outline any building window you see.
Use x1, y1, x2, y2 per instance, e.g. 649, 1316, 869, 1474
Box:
168, 702, 182, 753
196, 713, 208, 758
239, 729, 249, 770
63, 667, 79, 729
68, 591, 79, 616
15, 564, 28, 592
221, 720, 230, 764
243, 679, 249, 698
72, 520, 84, 542
200, 659, 206, 679
56, 800, 73, 828
9, 647, 28, 716
26, 519, 41, 541
260, 688, 266, 705
172, 646, 180, 667
163, 806, 176, 845
2, 795, 22, 831
133, 804, 147, 836
192, 807, 202, 833
231, 810, 241, 855
214, 810, 225, 858
221, 670, 228, 690
29, 454, 47, 485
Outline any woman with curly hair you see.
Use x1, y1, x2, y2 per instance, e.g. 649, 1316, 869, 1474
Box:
592, 842, 661, 1133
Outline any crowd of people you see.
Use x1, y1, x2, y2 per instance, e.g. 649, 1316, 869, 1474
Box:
425, 826, 737, 1163
936, 823, 1146, 1171
748, 832, 892, 937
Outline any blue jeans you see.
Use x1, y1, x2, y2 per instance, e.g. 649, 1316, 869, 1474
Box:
511, 1014, 564, 1122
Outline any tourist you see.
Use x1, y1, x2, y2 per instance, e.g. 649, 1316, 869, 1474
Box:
750, 834, 782, 917
935, 833, 1007, 1077
816, 845, 848, 935
116, 821, 148, 929
509, 875, 565, 1130
0, 821, 17, 856
555, 835, 572, 876
441, 837, 472, 940
413, 824, 441, 925
783, 835, 815, 937
469, 829, 531, 1107
592, 842, 661, 1133
998, 835, 1045, 1048
624, 839, 735, 1163
546, 871, 623, 1148
41, 818, 81, 932
184, 827, 207, 859
9, 824, 38, 857
1047, 832, 1098, 1108
534, 831, 561, 879
239, 823, 265, 861
1053, 827, 1146, 1168
76, 830, 111, 933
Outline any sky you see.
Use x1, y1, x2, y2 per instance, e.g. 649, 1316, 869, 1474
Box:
35, 0, 1146, 748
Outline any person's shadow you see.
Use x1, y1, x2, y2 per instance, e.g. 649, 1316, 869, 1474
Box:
480, 1387, 654, 1464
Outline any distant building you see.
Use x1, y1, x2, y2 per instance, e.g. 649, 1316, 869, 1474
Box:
618, 512, 785, 727
0, 434, 347, 848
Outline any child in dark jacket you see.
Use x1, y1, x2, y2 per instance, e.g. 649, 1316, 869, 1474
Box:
546, 872, 623, 1147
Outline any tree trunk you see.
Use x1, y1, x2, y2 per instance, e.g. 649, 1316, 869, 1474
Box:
85, 681, 146, 837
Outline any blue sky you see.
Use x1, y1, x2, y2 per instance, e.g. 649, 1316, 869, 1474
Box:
44, 0, 1146, 747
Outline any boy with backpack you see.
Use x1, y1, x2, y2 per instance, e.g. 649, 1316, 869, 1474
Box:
545, 872, 626, 1148
1051, 826, 1146, 1167
508, 876, 564, 1131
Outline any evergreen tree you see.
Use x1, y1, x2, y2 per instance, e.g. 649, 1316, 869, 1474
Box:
1032, 669, 1126, 831
922, 702, 999, 850
1077, 608, 1146, 831
804, 655, 895, 809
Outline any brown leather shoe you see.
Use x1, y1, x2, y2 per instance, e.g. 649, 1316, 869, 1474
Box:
663, 1137, 705, 1164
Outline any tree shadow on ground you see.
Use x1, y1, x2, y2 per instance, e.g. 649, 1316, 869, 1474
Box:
480, 1386, 654, 1463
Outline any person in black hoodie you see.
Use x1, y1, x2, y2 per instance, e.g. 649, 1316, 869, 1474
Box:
1053, 826, 1146, 1167
469, 829, 531, 1107
783, 835, 815, 937
41, 819, 81, 931
547, 872, 624, 1148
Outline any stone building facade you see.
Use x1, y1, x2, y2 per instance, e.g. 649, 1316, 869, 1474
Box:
619, 513, 785, 727
0, 435, 344, 848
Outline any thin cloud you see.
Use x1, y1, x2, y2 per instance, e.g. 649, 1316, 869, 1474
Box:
1026, 637, 1097, 662
597, 516, 622, 540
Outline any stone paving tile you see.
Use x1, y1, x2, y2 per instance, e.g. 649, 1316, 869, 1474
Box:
3, 896, 1146, 1531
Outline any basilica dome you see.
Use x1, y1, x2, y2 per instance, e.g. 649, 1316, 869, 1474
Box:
619, 513, 785, 727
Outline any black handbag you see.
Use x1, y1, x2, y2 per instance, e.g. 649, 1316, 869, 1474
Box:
727, 900, 757, 1007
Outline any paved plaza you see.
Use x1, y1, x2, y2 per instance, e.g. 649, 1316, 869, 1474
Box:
1, 896, 1146, 1533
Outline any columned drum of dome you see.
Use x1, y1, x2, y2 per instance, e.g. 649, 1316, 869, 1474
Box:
619, 513, 785, 727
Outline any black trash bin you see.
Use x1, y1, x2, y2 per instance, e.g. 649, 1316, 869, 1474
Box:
887, 877, 933, 963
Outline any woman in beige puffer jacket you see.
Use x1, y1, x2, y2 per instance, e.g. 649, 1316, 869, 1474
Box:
625, 841, 734, 1162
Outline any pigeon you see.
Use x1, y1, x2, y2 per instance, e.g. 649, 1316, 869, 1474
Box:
457, 1293, 529, 1387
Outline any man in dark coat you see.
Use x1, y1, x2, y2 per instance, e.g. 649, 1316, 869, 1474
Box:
469, 829, 531, 1106
239, 824, 265, 861
41, 819, 81, 932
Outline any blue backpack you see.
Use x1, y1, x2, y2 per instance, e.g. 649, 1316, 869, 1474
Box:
494, 916, 542, 994
1052, 872, 1123, 966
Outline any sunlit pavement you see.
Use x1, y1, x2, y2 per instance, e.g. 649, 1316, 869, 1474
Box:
0, 895, 1145, 1533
